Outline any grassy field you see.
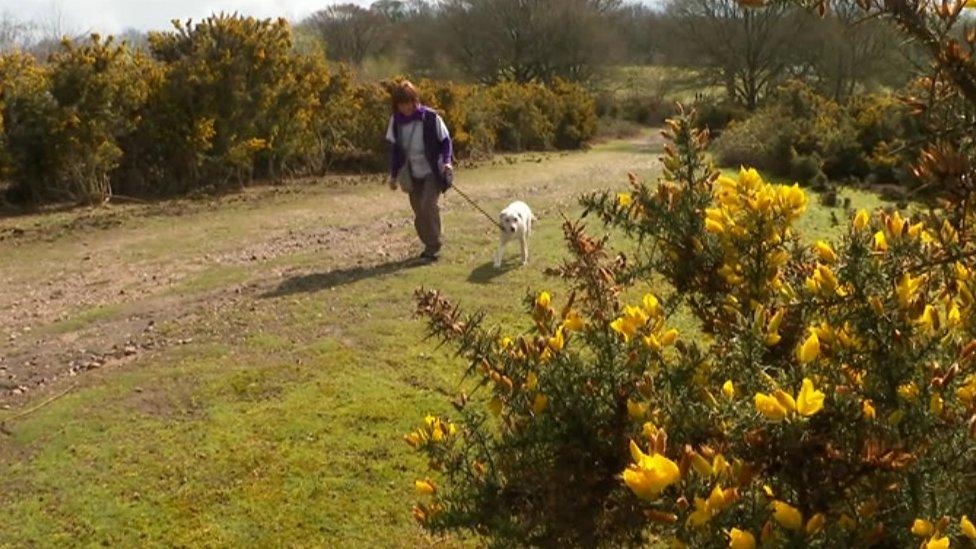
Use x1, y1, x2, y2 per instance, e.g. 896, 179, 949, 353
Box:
0, 134, 887, 547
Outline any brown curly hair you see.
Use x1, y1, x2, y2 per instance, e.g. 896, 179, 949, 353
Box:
391, 80, 420, 111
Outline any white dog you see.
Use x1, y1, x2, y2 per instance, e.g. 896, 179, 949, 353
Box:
494, 201, 535, 268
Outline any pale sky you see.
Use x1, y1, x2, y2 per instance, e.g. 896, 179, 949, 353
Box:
4, 1, 371, 34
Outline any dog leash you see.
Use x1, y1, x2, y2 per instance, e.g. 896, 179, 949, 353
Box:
451, 183, 503, 230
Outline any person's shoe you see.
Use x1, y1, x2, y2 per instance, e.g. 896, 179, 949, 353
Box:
420, 249, 441, 262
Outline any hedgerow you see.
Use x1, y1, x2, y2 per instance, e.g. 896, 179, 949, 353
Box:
0, 14, 597, 204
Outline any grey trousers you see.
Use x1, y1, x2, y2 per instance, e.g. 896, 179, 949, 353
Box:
407, 174, 441, 254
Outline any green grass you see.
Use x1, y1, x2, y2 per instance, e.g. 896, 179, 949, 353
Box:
168, 265, 252, 296
0, 137, 889, 546
46, 304, 125, 334
602, 65, 724, 103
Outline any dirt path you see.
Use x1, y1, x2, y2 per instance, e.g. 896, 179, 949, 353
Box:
0, 133, 663, 408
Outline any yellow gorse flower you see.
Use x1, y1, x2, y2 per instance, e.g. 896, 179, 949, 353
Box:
813, 240, 838, 263
617, 192, 633, 207
627, 399, 649, 420
610, 305, 649, 342
916, 305, 939, 335
754, 393, 789, 421
688, 484, 736, 527
536, 291, 551, 309
414, 479, 436, 495
690, 451, 713, 477
765, 308, 785, 346
727, 528, 756, 549
755, 378, 824, 421
610, 294, 678, 351
862, 399, 876, 420
797, 331, 820, 364
547, 327, 565, 353
722, 380, 735, 399
806, 264, 847, 297
796, 378, 825, 416
806, 513, 826, 534
896, 273, 925, 310
874, 231, 888, 252
706, 218, 725, 234
958, 375, 976, 406
405, 415, 457, 449
643, 293, 661, 315
773, 389, 796, 413
853, 209, 870, 231
961, 515, 976, 539
925, 537, 949, 549
532, 393, 549, 414
771, 500, 803, 531
622, 440, 680, 500
562, 310, 585, 332
911, 518, 935, 537
898, 382, 920, 402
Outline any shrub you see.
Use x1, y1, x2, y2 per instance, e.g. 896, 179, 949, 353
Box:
711, 112, 784, 173
419, 78, 497, 159
488, 82, 556, 152
408, 112, 976, 547
615, 93, 676, 126
849, 93, 921, 184
137, 15, 321, 193
693, 97, 749, 135
789, 151, 825, 186
1, 37, 149, 204
328, 79, 391, 171
550, 79, 598, 149
713, 81, 918, 188
307, 65, 382, 171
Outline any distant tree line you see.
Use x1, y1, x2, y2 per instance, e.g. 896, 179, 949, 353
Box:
292, 0, 913, 104
3, 1, 915, 109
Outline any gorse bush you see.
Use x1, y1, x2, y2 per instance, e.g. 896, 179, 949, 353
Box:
487, 81, 558, 152
408, 112, 976, 547
713, 81, 919, 186
0, 14, 597, 204
550, 78, 599, 150
1, 37, 149, 203
132, 16, 319, 193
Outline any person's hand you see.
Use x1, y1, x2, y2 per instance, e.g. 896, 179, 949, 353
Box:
388, 177, 398, 191
442, 163, 454, 175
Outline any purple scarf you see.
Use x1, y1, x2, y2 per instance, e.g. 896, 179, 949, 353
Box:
393, 104, 429, 125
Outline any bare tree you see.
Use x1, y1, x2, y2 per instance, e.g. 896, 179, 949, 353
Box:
0, 12, 38, 53
668, 0, 806, 109
302, 4, 391, 66
439, 0, 624, 84
792, 3, 910, 100
371, 0, 409, 21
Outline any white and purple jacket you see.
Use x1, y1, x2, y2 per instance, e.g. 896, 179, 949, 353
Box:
386, 105, 454, 191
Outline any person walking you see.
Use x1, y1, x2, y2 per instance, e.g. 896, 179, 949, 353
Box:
386, 81, 454, 262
